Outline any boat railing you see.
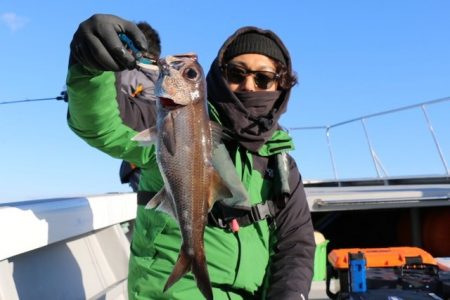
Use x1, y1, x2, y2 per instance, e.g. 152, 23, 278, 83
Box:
288, 97, 450, 185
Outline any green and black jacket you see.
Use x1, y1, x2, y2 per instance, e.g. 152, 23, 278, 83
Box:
67, 66, 314, 299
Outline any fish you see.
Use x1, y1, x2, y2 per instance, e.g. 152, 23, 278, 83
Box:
132, 53, 234, 300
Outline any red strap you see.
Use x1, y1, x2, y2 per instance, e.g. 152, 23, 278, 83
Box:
229, 218, 240, 233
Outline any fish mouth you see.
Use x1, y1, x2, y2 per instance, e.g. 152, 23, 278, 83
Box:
159, 97, 182, 109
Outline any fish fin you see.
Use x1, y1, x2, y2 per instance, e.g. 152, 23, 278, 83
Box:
132, 127, 158, 146
163, 247, 192, 292
145, 189, 177, 220
211, 144, 251, 209
162, 113, 177, 156
209, 169, 233, 210
210, 121, 233, 147
192, 252, 213, 300
164, 247, 213, 300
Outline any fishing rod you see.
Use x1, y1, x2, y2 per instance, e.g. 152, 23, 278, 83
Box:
0, 91, 67, 105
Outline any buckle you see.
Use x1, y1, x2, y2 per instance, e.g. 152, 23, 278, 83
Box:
250, 202, 273, 223
208, 202, 275, 231
208, 211, 228, 229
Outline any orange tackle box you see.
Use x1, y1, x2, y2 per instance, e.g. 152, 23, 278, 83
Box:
328, 246, 437, 269
326, 247, 442, 299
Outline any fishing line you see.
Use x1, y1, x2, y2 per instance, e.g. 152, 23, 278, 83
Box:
0, 91, 68, 105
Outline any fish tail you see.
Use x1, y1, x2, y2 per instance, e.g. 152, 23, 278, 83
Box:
164, 246, 213, 300
192, 252, 213, 300
163, 248, 191, 292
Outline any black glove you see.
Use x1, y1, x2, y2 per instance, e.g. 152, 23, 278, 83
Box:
70, 14, 148, 71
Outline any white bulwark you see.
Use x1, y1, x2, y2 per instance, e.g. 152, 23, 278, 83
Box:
0, 193, 137, 300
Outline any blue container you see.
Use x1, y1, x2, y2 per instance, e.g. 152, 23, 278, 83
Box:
348, 252, 367, 293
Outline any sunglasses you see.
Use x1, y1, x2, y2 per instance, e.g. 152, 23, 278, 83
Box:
223, 63, 280, 90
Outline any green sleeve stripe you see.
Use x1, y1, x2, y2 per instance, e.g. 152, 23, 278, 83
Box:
66, 64, 154, 167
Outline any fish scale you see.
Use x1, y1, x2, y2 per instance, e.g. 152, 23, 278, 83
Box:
133, 53, 235, 300
161, 103, 209, 256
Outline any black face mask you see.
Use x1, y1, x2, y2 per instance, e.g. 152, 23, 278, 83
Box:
234, 90, 282, 134
207, 59, 289, 152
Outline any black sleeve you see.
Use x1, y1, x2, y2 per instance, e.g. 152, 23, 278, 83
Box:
115, 70, 157, 184
266, 156, 316, 300
115, 71, 157, 132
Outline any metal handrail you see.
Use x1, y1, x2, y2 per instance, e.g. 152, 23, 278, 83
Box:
289, 97, 450, 180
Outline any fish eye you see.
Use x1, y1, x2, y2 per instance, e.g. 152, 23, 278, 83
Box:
184, 67, 199, 80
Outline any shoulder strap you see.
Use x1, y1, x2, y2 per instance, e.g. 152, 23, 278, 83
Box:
208, 153, 291, 231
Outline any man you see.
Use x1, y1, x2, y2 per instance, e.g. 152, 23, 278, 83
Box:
117, 21, 161, 192
67, 14, 314, 299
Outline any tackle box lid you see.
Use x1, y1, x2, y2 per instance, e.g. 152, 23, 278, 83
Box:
328, 246, 437, 269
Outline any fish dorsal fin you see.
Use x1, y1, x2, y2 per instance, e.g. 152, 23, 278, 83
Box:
132, 126, 158, 146
211, 143, 251, 210
209, 169, 233, 210
210, 121, 233, 148
145, 188, 177, 220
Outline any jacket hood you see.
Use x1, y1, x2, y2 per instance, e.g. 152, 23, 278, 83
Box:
217, 26, 293, 75
206, 26, 294, 153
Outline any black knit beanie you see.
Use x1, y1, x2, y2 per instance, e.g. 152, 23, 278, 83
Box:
223, 32, 286, 65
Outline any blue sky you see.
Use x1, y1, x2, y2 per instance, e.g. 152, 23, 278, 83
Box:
1, 1, 449, 202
